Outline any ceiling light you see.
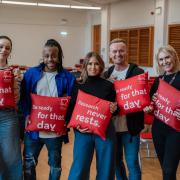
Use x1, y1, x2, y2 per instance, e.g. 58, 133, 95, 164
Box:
71, 5, 101, 10
0, 1, 101, 10
38, 3, 70, 8
1, 0, 37, 6
60, 31, 68, 36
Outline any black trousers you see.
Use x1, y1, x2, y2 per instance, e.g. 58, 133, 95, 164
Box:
152, 119, 180, 180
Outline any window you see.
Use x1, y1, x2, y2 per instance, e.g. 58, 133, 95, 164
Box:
168, 24, 180, 59
110, 26, 154, 67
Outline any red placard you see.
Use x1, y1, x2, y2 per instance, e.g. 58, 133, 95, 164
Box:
0, 69, 15, 108
114, 72, 150, 114
153, 79, 180, 131
26, 94, 70, 134
68, 90, 112, 140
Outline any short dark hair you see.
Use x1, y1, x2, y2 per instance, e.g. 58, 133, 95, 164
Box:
44, 39, 64, 71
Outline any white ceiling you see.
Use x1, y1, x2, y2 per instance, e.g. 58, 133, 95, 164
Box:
71, 0, 120, 5
16, 0, 120, 6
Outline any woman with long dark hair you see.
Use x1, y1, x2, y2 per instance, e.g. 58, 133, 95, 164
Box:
67, 52, 117, 180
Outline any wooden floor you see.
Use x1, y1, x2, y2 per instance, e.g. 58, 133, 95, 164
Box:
35, 130, 180, 180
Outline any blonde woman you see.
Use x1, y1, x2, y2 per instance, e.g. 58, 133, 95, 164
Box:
144, 45, 180, 180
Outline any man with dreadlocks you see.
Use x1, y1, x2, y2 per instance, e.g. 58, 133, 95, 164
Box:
20, 39, 75, 180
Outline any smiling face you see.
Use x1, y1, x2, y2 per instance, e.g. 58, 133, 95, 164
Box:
86, 56, 101, 76
158, 51, 176, 74
109, 42, 127, 66
43, 46, 59, 72
0, 38, 12, 66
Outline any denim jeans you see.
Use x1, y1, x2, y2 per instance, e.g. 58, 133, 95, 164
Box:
68, 125, 116, 180
116, 132, 141, 180
0, 109, 23, 180
23, 134, 62, 180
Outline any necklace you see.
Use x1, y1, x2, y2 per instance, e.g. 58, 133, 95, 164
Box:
161, 72, 178, 85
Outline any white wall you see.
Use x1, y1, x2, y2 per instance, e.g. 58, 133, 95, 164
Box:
2, 0, 180, 72
108, 0, 156, 75
168, 0, 180, 24
110, 0, 155, 29
0, 5, 88, 67
101, 6, 110, 66
91, 11, 101, 25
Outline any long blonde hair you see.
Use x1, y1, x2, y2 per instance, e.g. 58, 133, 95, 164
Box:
80, 52, 105, 83
156, 45, 180, 75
